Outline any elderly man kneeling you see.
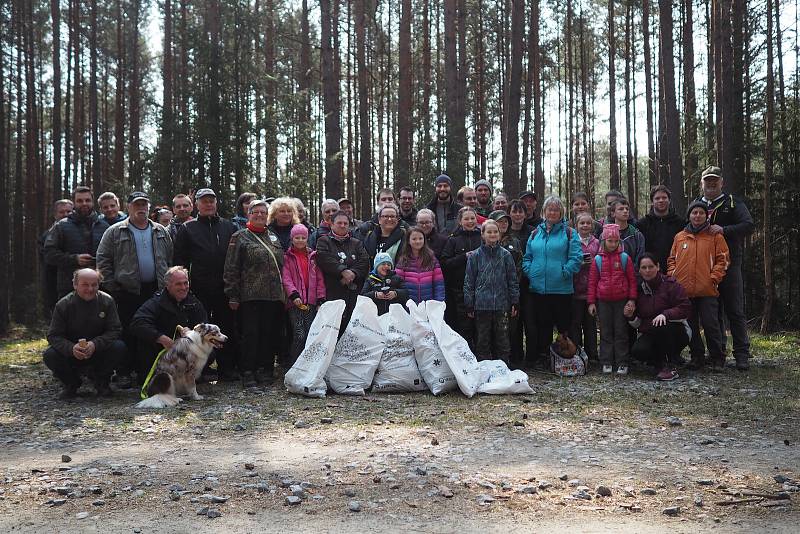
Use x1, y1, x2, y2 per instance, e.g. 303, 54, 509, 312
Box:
43, 268, 125, 398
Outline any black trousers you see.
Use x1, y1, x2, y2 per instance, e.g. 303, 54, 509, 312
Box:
112, 281, 157, 376
195, 290, 239, 376
510, 291, 528, 368
717, 261, 751, 360
569, 298, 597, 361
631, 322, 690, 369
446, 288, 475, 349
526, 292, 572, 359
474, 310, 511, 362
239, 300, 284, 375
43, 340, 126, 388
690, 296, 726, 362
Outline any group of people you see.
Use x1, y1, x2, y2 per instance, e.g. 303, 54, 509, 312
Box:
38, 165, 754, 399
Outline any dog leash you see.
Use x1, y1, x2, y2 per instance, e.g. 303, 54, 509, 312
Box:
140, 325, 181, 400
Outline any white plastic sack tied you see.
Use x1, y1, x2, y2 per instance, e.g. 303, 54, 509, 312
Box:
326, 296, 386, 395
408, 300, 457, 395
284, 299, 346, 398
477, 360, 534, 395
426, 300, 489, 398
372, 304, 427, 393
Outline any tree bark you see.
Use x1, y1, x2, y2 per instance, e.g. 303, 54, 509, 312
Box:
320, 0, 343, 199
658, 0, 685, 212
51, 0, 62, 198
444, 0, 467, 186
397, 0, 412, 185
682, 0, 698, 185
89, 0, 100, 194
762, 0, 774, 332
531, 0, 544, 200
642, 0, 657, 187
356, 0, 371, 217
503, 0, 524, 198
608, 0, 620, 190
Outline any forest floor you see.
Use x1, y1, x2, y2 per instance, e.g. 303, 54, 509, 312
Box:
0, 327, 798, 533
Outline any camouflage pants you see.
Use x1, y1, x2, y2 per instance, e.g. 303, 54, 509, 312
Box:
474, 310, 511, 362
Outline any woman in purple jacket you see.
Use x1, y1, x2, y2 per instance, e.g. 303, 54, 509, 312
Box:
625, 253, 692, 381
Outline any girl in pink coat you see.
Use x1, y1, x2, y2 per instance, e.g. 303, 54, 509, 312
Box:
588, 224, 637, 375
282, 224, 326, 363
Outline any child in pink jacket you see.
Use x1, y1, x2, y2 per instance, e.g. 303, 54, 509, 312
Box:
588, 224, 637, 375
282, 224, 326, 363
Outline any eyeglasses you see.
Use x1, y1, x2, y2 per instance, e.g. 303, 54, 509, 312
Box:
380, 215, 398, 219
417, 220, 433, 225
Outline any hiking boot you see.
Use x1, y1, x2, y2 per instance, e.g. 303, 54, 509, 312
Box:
241, 371, 257, 388
218, 369, 240, 383
59, 383, 79, 399
115, 373, 133, 390
710, 357, 726, 373
735, 355, 750, 371
686, 356, 706, 371
656, 368, 679, 381
602, 365, 613, 374
94, 382, 114, 397
616, 366, 629, 376
256, 368, 274, 385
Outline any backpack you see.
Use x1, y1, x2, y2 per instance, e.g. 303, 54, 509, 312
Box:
549, 343, 588, 377
594, 252, 629, 273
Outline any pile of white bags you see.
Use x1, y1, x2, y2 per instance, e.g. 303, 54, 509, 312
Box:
284, 300, 346, 398
325, 296, 386, 395
285, 298, 533, 398
408, 300, 458, 395
371, 304, 427, 393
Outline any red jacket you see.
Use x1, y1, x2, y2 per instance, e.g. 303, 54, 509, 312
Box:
282, 247, 326, 309
587, 247, 637, 304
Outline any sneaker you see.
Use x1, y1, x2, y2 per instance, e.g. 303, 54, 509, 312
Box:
735, 355, 750, 371
602, 365, 613, 374
616, 366, 629, 376
656, 368, 679, 381
240, 371, 257, 388
115, 373, 133, 390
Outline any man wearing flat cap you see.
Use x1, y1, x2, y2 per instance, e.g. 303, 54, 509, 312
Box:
173, 188, 239, 380
97, 191, 173, 387
695, 166, 755, 370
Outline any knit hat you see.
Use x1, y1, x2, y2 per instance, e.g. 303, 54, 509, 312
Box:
686, 200, 710, 219
601, 223, 621, 241
290, 224, 309, 238
373, 252, 394, 271
435, 174, 452, 187
475, 179, 492, 192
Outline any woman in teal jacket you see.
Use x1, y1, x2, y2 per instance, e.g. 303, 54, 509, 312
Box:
522, 195, 583, 366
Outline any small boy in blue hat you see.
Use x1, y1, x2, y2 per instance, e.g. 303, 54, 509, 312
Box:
361, 252, 409, 315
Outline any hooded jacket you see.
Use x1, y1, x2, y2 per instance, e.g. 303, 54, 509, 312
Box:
425, 195, 463, 236
440, 226, 482, 294
637, 208, 685, 272
572, 234, 601, 300
361, 225, 406, 263
360, 270, 409, 315
464, 243, 520, 312
315, 233, 371, 302
282, 247, 326, 307
43, 211, 110, 296
522, 219, 583, 295
395, 255, 445, 303
129, 289, 208, 345
667, 227, 729, 298
629, 273, 692, 335
173, 214, 237, 297
587, 245, 638, 303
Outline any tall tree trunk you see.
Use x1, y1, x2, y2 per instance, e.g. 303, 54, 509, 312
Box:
356, 0, 371, 217
397, 0, 412, 185
444, 0, 467, 186
420, 0, 433, 184
503, 0, 524, 198
762, 0, 774, 332
296, 0, 312, 180
608, 0, 620, 190
0, 6, 9, 333
624, 0, 634, 202
51, 0, 62, 198
473, 2, 487, 183
714, 1, 735, 190
642, 0, 657, 186
682, 0, 698, 184
658, 0, 685, 212
531, 0, 544, 200
162, 0, 174, 191
114, 0, 125, 189
129, 0, 142, 189
89, 0, 100, 194
320, 0, 343, 198
729, 0, 746, 195
64, 0, 72, 192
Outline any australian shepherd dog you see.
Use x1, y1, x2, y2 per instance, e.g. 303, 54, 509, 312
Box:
135, 323, 227, 409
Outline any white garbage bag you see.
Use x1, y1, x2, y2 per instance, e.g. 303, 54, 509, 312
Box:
284, 299, 346, 398
426, 300, 489, 398
477, 360, 534, 395
408, 300, 457, 395
326, 296, 386, 395
371, 304, 427, 393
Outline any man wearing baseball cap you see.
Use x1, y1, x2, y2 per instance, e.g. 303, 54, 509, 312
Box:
425, 174, 463, 235
96, 191, 173, 388
696, 165, 755, 370
519, 190, 541, 228
173, 188, 240, 380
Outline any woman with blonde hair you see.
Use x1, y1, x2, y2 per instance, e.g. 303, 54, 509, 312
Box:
267, 197, 300, 251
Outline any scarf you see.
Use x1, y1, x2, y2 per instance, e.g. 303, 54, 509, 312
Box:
246, 222, 266, 233
685, 221, 709, 234
330, 231, 351, 242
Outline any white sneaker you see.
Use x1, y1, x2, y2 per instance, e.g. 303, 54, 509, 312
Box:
602, 365, 613, 374
616, 366, 629, 376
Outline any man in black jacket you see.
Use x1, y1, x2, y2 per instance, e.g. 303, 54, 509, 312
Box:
697, 166, 755, 370
39, 199, 74, 317
173, 188, 238, 379
43, 269, 125, 399
44, 186, 110, 298
129, 266, 208, 381
425, 174, 462, 236
637, 185, 684, 272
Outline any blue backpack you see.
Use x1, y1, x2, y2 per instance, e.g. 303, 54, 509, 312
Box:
594, 252, 629, 273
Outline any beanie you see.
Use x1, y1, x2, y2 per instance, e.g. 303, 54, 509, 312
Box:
686, 200, 710, 219
474, 179, 492, 192
290, 224, 309, 239
601, 223, 621, 241
373, 252, 394, 271
435, 174, 452, 187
